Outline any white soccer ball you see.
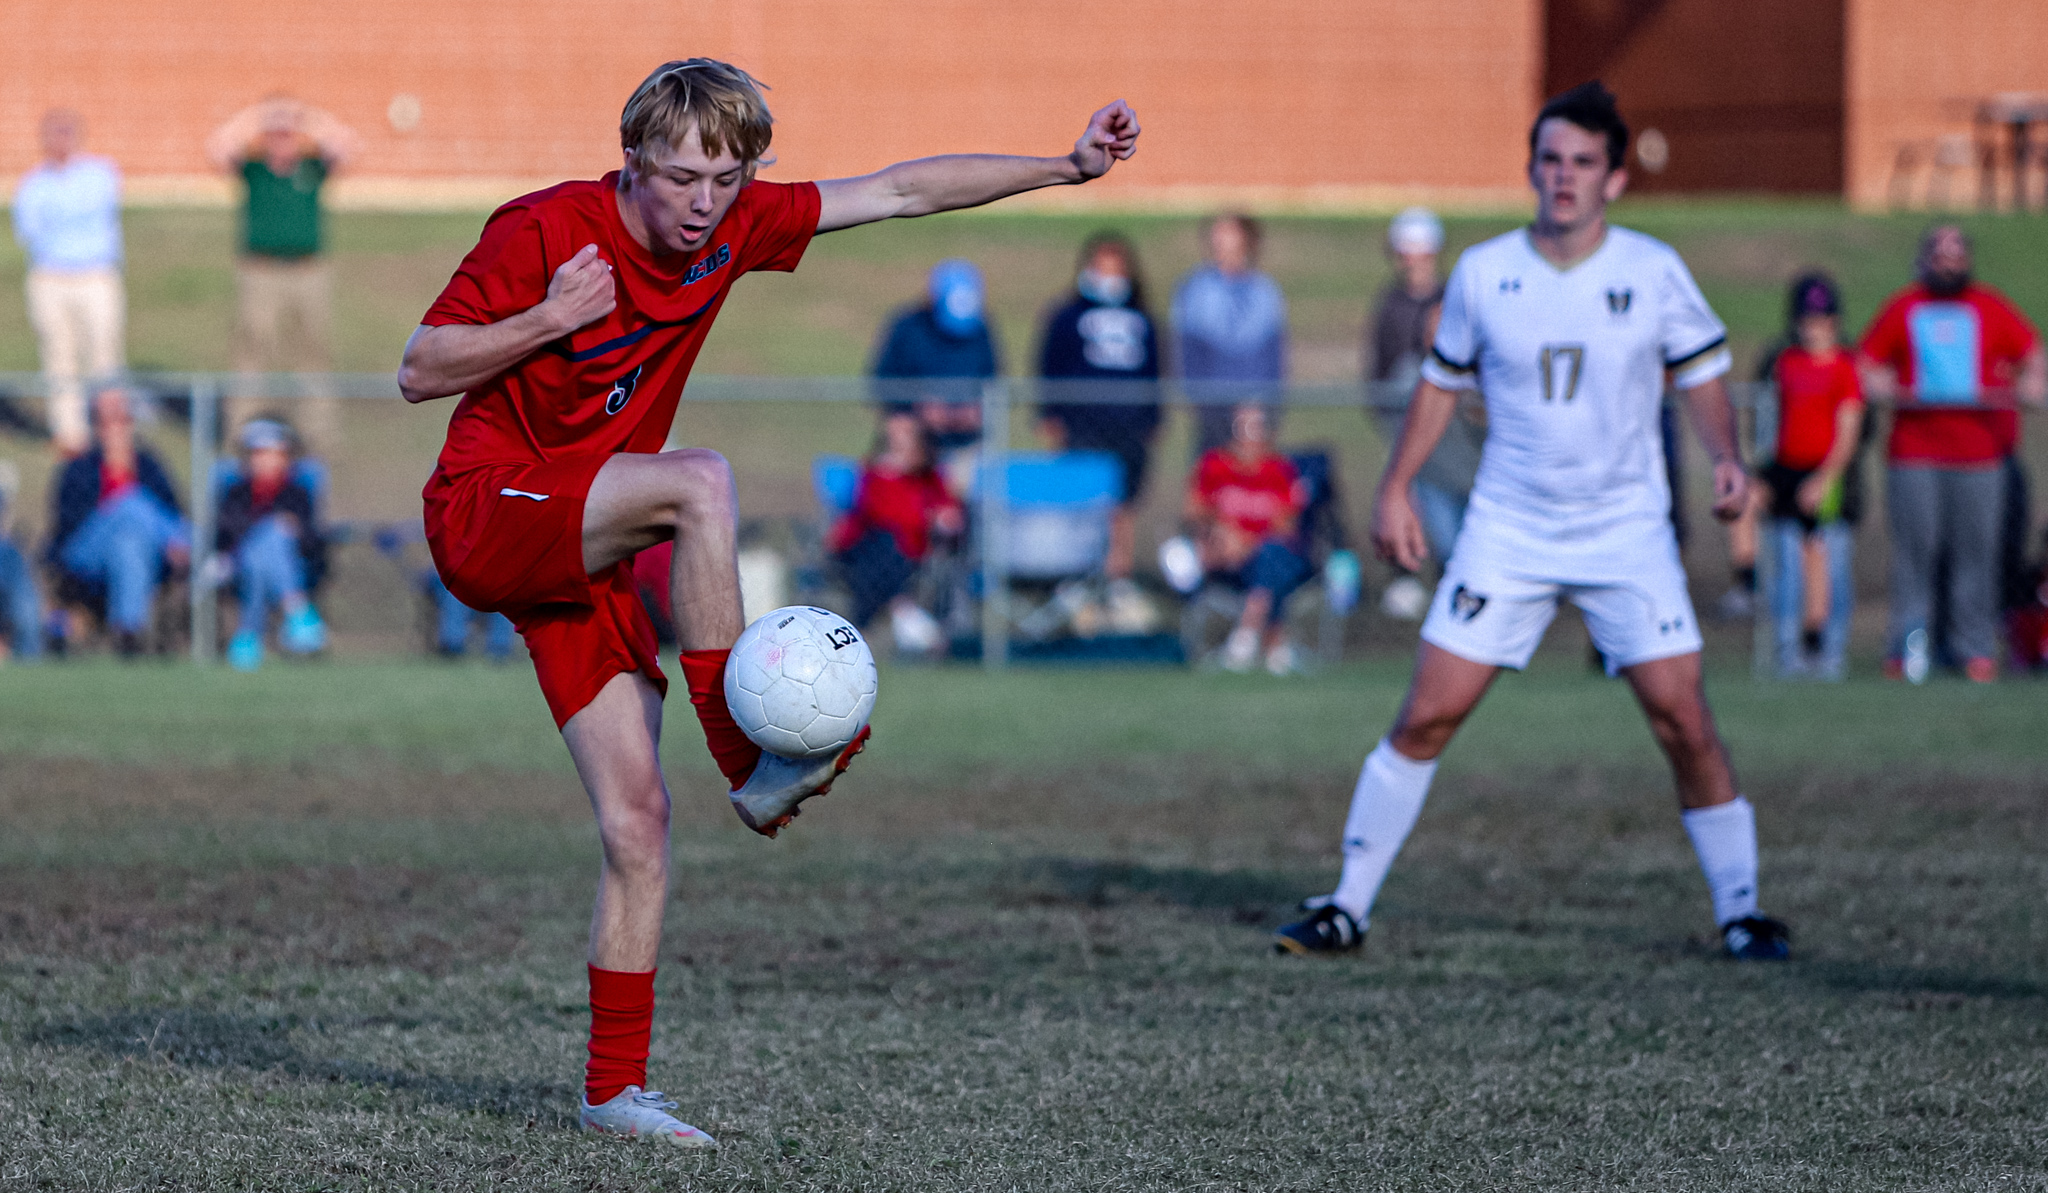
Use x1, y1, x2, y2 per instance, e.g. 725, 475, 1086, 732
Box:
724, 606, 878, 760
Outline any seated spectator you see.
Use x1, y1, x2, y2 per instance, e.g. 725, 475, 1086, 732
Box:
1037, 231, 1163, 632
1762, 275, 1865, 680
872, 259, 1000, 492
0, 463, 45, 663
828, 411, 964, 653
426, 569, 516, 661
1187, 402, 1312, 675
1174, 213, 1287, 455
216, 418, 328, 669
46, 386, 188, 656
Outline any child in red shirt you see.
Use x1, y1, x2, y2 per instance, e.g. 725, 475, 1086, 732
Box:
1186, 402, 1311, 673
1765, 274, 1864, 678
829, 411, 964, 650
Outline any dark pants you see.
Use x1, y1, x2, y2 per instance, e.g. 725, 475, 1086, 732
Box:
1221, 540, 1316, 610
836, 529, 919, 628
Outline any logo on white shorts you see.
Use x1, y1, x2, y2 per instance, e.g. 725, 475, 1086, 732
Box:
1450, 584, 1488, 622
499, 488, 549, 502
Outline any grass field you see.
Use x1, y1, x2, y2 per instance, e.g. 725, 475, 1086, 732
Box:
2, 658, 2044, 1190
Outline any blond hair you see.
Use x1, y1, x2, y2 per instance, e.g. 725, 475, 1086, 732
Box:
620, 59, 774, 175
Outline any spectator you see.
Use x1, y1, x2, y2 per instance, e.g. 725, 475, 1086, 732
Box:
0, 462, 45, 663
1173, 213, 1287, 455
1367, 207, 1480, 619
205, 95, 359, 450
1859, 224, 2047, 682
1187, 403, 1312, 674
1762, 275, 1865, 679
427, 571, 517, 661
11, 108, 125, 458
216, 419, 329, 670
871, 258, 1000, 492
46, 387, 189, 656
828, 411, 964, 654
1037, 231, 1163, 630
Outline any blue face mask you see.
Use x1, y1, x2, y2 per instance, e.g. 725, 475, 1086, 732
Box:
928, 260, 986, 337
1077, 269, 1131, 307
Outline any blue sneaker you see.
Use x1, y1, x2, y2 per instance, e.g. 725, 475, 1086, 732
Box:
1721, 915, 1791, 961
281, 605, 327, 655
227, 630, 264, 671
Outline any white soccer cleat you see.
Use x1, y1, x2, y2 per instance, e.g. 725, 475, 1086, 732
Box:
579, 1085, 717, 1148
729, 725, 870, 838
1220, 626, 1259, 672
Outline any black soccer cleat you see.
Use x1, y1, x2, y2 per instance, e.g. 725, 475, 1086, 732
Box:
1273, 904, 1364, 956
1721, 914, 1791, 961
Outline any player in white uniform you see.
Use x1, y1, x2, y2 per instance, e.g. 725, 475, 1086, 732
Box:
1277, 82, 1790, 961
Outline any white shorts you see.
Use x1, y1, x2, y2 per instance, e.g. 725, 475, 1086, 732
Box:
1419, 523, 1703, 675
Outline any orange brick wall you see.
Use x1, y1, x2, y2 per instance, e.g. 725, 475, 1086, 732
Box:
0, 0, 1541, 207
1845, 0, 2048, 209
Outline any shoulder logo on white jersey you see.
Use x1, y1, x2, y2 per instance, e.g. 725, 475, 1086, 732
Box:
499, 488, 549, 502
1499, 278, 1522, 294
1606, 288, 1633, 314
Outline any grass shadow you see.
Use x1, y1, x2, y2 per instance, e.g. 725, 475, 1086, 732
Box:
1014, 858, 1304, 920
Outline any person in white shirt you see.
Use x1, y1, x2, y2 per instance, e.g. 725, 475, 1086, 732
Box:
11, 109, 125, 457
1276, 82, 1790, 962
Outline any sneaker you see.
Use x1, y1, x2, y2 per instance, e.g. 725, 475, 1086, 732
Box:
1273, 904, 1364, 955
1720, 914, 1791, 961
1220, 626, 1259, 672
1264, 639, 1298, 676
729, 725, 870, 838
281, 604, 327, 655
1964, 656, 1997, 684
1379, 574, 1430, 621
579, 1085, 717, 1148
889, 602, 943, 655
1105, 578, 1160, 634
227, 630, 263, 671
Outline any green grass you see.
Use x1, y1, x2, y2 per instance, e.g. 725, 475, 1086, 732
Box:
2, 659, 2045, 1189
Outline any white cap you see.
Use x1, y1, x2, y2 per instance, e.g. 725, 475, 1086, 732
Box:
1387, 207, 1443, 255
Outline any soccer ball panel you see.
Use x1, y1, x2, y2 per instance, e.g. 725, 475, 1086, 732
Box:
723, 605, 878, 759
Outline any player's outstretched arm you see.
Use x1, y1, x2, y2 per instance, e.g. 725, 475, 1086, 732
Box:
397, 244, 617, 403
1678, 375, 1748, 521
1371, 381, 1460, 572
814, 101, 1139, 233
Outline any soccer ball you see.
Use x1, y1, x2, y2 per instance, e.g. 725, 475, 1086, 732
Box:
724, 606, 878, 759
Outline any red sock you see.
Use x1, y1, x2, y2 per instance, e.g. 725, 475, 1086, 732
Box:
585, 964, 656, 1106
679, 649, 762, 790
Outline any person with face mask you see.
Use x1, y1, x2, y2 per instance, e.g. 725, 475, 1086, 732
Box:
1858, 224, 2048, 682
1036, 232, 1163, 627
870, 258, 1001, 491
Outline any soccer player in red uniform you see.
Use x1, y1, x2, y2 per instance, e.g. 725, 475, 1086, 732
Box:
395, 59, 1139, 1147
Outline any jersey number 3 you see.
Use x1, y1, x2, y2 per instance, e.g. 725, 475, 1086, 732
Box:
1539, 344, 1585, 403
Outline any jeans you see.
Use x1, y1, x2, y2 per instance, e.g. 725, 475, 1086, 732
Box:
58, 490, 188, 633
1885, 464, 2003, 663
1769, 518, 1853, 678
428, 572, 514, 658
1227, 540, 1317, 610
1412, 479, 1468, 565
0, 539, 43, 660
234, 515, 306, 636
835, 529, 919, 628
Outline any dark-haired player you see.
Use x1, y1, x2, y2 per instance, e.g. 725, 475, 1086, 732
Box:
397, 59, 1139, 1146
1275, 82, 1790, 962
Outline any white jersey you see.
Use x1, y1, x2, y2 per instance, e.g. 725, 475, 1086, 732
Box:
1419, 226, 1731, 553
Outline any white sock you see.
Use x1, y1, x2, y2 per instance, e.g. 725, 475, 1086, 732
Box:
1682, 796, 1760, 927
1329, 739, 1438, 926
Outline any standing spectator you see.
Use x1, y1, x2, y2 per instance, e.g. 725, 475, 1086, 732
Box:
46, 387, 189, 656
1367, 208, 1481, 619
828, 411, 964, 653
11, 108, 125, 458
1859, 224, 2047, 682
1037, 231, 1162, 630
216, 419, 328, 670
1763, 275, 1865, 679
0, 462, 45, 663
1187, 402, 1312, 674
871, 258, 1000, 492
205, 95, 359, 450
1173, 213, 1287, 455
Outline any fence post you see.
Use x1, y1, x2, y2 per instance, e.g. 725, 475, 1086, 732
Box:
979, 379, 1010, 670
189, 378, 218, 665
1749, 382, 1776, 681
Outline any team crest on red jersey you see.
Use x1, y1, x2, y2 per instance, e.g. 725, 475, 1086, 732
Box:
605, 365, 642, 415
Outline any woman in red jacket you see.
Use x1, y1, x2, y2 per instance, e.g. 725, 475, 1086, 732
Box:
830, 410, 964, 652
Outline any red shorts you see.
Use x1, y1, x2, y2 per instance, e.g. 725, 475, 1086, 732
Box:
423, 453, 666, 729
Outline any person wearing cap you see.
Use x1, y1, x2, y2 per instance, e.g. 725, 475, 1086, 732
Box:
1858, 224, 2047, 682
870, 258, 1002, 492
1173, 212, 1288, 455
1366, 207, 1482, 619
215, 418, 329, 669
1762, 273, 1865, 679
46, 386, 189, 656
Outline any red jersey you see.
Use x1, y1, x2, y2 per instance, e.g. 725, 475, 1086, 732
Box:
829, 465, 961, 561
422, 174, 821, 474
1191, 448, 1305, 539
1858, 282, 2039, 466
1771, 346, 1862, 471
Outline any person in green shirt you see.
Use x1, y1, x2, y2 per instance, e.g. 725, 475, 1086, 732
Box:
206, 96, 359, 449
